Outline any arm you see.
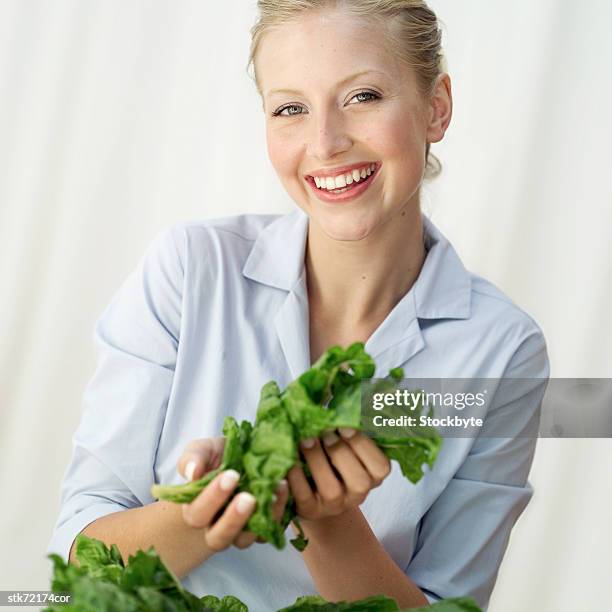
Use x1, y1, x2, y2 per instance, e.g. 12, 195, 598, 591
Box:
407, 330, 550, 609
71, 501, 214, 578
287, 432, 429, 606
50, 225, 287, 577
71, 468, 288, 579
48, 226, 187, 564
292, 508, 428, 607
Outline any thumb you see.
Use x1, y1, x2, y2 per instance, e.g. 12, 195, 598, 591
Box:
177, 437, 225, 481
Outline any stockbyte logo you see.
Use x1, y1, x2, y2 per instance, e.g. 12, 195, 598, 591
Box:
360, 378, 612, 439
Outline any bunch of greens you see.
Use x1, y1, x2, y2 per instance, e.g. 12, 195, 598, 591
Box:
46, 534, 481, 611
280, 595, 482, 611
44, 534, 247, 611
151, 342, 441, 551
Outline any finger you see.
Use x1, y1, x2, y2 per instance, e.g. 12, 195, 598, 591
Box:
321, 432, 372, 506
271, 479, 289, 521
300, 438, 344, 511
233, 530, 257, 549
287, 464, 318, 517
343, 432, 391, 485
182, 469, 240, 528
178, 436, 225, 481
205, 492, 257, 552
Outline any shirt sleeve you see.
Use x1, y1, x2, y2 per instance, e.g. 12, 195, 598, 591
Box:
46, 225, 185, 562
405, 327, 550, 610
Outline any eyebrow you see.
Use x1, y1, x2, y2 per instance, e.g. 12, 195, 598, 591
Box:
265, 70, 388, 97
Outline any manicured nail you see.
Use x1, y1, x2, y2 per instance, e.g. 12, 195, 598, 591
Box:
219, 469, 240, 491
323, 432, 340, 447
236, 492, 256, 514
301, 438, 316, 449
185, 460, 197, 481
339, 427, 357, 439
273, 479, 288, 499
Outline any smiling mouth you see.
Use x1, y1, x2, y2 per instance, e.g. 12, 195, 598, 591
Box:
304, 162, 381, 203
307, 163, 379, 193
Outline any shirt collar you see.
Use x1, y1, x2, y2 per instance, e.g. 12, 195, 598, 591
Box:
242, 208, 471, 321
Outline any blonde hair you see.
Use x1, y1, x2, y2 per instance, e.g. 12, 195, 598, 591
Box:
247, 0, 446, 180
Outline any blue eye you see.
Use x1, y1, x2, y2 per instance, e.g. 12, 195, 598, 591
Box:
273, 104, 305, 117
272, 90, 380, 117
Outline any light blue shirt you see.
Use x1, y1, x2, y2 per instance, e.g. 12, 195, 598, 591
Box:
48, 209, 549, 611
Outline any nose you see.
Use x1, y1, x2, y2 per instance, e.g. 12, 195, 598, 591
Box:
305, 107, 352, 160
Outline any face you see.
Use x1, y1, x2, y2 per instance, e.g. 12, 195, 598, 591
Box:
256, 8, 452, 242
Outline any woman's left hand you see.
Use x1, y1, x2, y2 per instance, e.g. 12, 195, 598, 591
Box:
287, 428, 391, 521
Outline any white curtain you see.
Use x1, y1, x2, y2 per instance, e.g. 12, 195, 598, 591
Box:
1, 2, 610, 610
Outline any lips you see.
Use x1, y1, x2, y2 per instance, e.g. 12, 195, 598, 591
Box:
305, 163, 380, 204
305, 161, 378, 182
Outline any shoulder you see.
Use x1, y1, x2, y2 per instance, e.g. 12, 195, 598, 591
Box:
156, 213, 283, 270
468, 273, 549, 376
469, 273, 545, 339
173, 212, 280, 243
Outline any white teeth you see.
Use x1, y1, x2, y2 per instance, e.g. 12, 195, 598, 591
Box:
311, 164, 377, 190
334, 174, 347, 188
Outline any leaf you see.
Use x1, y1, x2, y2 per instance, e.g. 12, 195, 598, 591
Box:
69, 576, 144, 611
409, 597, 482, 612
278, 594, 400, 611
120, 548, 178, 591
200, 594, 249, 611
151, 343, 443, 551
288, 516, 309, 552
73, 535, 124, 585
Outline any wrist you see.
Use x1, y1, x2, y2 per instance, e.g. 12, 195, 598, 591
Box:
291, 507, 362, 538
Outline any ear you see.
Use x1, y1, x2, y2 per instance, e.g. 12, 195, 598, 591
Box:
425, 73, 453, 144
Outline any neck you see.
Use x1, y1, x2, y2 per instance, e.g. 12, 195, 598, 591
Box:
305, 203, 426, 331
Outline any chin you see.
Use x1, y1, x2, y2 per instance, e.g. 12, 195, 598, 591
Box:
312, 209, 376, 242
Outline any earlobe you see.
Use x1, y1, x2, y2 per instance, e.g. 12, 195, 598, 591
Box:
426, 73, 453, 144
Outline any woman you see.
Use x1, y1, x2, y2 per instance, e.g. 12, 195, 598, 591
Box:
48, 1, 549, 610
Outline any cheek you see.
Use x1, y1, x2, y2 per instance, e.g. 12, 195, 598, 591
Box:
371, 111, 424, 159
266, 128, 301, 179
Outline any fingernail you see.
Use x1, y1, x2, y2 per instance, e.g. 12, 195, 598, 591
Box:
219, 469, 240, 491
323, 432, 340, 447
236, 492, 256, 514
279, 479, 288, 489
339, 427, 357, 439
271, 494, 278, 503
185, 460, 197, 481
301, 438, 315, 449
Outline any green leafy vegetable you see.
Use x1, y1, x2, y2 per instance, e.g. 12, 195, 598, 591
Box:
151, 342, 442, 551
44, 534, 224, 611
45, 534, 481, 611
278, 594, 481, 611
278, 594, 400, 611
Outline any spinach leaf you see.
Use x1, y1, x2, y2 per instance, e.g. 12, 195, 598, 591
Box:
45, 534, 481, 612
44, 534, 223, 612
151, 342, 442, 551
278, 595, 481, 612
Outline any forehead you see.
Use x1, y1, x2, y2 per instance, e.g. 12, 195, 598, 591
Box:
256, 9, 408, 95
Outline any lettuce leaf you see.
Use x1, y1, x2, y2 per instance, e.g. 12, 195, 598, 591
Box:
151, 342, 442, 550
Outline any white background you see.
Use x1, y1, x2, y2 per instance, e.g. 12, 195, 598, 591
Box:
0, 1, 610, 611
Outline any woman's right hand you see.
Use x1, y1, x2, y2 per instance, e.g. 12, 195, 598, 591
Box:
177, 437, 289, 553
